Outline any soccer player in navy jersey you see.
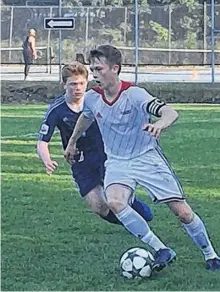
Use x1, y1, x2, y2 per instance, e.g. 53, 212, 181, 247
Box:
65, 46, 220, 272
37, 61, 153, 225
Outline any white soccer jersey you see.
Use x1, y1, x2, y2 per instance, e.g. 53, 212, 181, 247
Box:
83, 81, 165, 159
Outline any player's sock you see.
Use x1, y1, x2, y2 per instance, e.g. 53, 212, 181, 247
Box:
116, 205, 167, 251
183, 213, 218, 260
101, 210, 121, 225
101, 198, 153, 225
132, 197, 153, 221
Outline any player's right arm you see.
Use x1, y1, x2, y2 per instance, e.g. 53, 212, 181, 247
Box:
37, 105, 58, 175
64, 113, 94, 164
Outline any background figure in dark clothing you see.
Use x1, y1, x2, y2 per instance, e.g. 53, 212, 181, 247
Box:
22, 29, 37, 80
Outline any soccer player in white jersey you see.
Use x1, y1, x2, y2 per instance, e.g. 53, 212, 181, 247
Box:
64, 45, 220, 272
37, 61, 153, 226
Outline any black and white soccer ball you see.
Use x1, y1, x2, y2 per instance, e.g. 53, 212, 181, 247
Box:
119, 247, 155, 279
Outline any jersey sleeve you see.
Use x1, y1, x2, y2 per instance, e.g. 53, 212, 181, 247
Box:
38, 105, 58, 142
82, 91, 95, 120
130, 87, 166, 117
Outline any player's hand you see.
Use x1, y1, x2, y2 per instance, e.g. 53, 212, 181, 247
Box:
64, 142, 78, 165
44, 160, 58, 175
142, 121, 164, 138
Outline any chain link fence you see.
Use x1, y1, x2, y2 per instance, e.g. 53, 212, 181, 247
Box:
1, 4, 220, 65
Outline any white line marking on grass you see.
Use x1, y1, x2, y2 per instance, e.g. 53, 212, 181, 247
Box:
1, 133, 38, 139
1, 130, 59, 140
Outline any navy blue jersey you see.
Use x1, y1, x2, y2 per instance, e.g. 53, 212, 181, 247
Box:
38, 95, 104, 152
38, 95, 106, 197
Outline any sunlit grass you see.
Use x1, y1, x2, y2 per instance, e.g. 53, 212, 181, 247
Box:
1, 105, 220, 291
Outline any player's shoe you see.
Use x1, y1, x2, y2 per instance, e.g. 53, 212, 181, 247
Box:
151, 248, 176, 272
206, 257, 220, 271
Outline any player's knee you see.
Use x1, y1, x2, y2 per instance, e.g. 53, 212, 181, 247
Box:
84, 187, 109, 217
177, 209, 193, 224
91, 204, 109, 217
168, 201, 193, 224
105, 184, 131, 213
107, 196, 127, 213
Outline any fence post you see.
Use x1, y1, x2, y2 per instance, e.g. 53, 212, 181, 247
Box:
85, 8, 89, 49
9, 6, 14, 63
211, 0, 215, 83
134, 0, 139, 85
47, 6, 53, 74
203, 1, 207, 65
168, 4, 172, 65
58, 0, 62, 82
124, 7, 127, 44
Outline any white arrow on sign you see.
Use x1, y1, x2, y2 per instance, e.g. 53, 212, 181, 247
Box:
47, 20, 73, 28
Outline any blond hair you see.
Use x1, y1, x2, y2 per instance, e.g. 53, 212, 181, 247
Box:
62, 62, 88, 84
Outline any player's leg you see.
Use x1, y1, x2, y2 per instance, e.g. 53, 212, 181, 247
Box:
137, 147, 219, 270
24, 62, 29, 80
25, 55, 33, 80
132, 196, 153, 221
105, 183, 161, 245
167, 200, 220, 270
98, 157, 153, 222
71, 163, 120, 224
85, 186, 153, 223
83, 181, 153, 225
97, 154, 153, 221
72, 158, 153, 224
83, 184, 153, 224
84, 184, 121, 224
23, 53, 30, 80
155, 146, 220, 270
104, 157, 175, 271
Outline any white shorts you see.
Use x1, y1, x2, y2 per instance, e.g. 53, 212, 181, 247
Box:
104, 147, 185, 204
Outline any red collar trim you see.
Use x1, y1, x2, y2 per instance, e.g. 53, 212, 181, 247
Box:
92, 81, 133, 106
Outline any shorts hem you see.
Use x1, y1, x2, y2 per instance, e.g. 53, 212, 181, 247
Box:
105, 182, 135, 193
154, 196, 186, 204
76, 182, 103, 197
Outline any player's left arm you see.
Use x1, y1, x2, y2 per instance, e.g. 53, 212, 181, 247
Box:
143, 98, 179, 138
130, 87, 178, 138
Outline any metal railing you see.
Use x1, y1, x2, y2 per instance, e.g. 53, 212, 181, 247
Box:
1, 2, 220, 82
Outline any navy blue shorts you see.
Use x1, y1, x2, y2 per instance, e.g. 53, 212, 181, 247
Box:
71, 151, 106, 197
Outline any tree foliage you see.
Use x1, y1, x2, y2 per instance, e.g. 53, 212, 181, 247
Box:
2, 0, 220, 65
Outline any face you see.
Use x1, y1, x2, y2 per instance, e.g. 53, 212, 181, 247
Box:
90, 57, 119, 90
63, 75, 87, 102
29, 29, 36, 37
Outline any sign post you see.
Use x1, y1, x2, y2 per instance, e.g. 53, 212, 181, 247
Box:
58, 0, 62, 82
44, 5, 75, 81
44, 17, 75, 81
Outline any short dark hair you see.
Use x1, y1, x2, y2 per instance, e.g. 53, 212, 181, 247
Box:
89, 45, 122, 75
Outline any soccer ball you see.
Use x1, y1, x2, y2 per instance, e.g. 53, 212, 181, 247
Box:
119, 247, 155, 279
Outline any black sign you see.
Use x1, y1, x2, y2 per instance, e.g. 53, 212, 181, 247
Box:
44, 18, 75, 30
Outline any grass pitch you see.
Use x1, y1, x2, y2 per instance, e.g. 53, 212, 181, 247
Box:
1, 104, 220, 291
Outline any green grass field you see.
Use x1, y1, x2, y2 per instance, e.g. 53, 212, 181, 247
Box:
1, 104, 220, 291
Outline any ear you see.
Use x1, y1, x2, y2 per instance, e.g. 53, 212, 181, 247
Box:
61, 81, 66, 89
112, 64, 119, 74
